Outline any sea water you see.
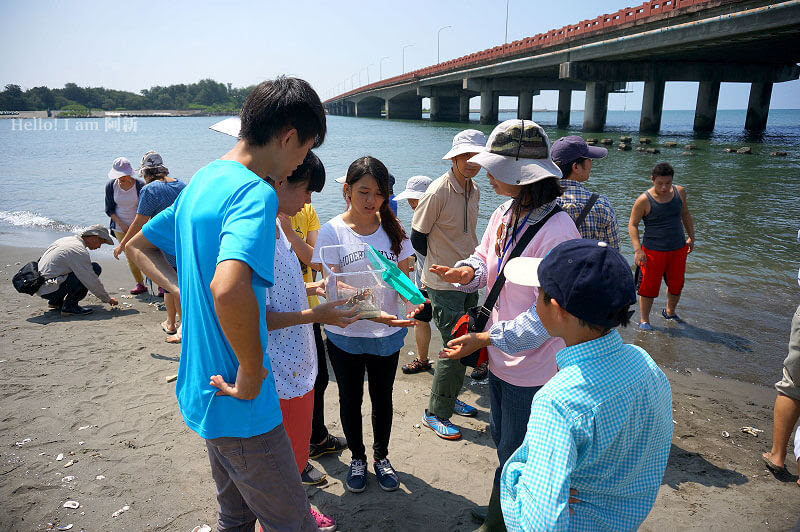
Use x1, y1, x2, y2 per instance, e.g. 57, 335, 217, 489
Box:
1, 110, 798, 386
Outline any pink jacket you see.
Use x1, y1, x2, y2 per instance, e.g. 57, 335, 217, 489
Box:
457, 201, 580, 387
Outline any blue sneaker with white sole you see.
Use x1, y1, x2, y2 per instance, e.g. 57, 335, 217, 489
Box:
454, 399, 477, 417
422, 410, 462, 440
345, 458, 367, 493
373, 458, 399, 491
638, 322, 654, 331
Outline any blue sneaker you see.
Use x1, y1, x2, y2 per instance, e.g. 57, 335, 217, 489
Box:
373, 458, 399, 491
422, 410, 462, 440
345, 459, 367, 493
638, 322, 653, 331
454, 399, 477, 417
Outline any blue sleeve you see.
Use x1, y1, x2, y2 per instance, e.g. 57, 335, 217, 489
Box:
141, 201, 177, 256
488, 299, 550, 354
217, 182, 277, 288
104, 180, 116, 217
137, 186, 158, 217
501, 395, 576, 531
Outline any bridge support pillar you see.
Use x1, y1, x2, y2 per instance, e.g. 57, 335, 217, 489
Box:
583, 82, 608, 132
385, 97, 422, 120
745, 82, 772, 131
517, 90, 533, 120
557, 89, 571, 128
346, 101, 356, 116
355, 100, 382, 118
459, 93, 470, 122
480, 87, 498, 125
639, 80, 665, 133
693, 81, 720, 132
430, 93, 460, 122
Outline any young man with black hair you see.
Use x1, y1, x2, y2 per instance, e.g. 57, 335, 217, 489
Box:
551, 135, 621, 249
628, 162, 695, 330
499, 239, 673, 531
127, 77, 325, 532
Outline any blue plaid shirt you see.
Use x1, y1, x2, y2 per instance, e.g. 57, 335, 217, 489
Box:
500, 330, 672, 531
558, 180, 621, 249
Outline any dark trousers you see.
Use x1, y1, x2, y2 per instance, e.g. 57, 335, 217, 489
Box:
206, 424, 316, 532
310, 323, 329, 444
326, 338, 399, 462
41, 262, 101, 307
488, 370, 542, 488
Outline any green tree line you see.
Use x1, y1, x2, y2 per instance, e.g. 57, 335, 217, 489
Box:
0, 79, 254, 113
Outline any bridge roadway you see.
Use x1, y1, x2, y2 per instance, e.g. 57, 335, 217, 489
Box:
324, 0, 800, 132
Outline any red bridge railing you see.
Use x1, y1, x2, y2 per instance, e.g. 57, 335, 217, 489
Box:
326, 0, 728, 103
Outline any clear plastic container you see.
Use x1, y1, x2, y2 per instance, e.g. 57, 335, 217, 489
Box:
319, 244, 388, 319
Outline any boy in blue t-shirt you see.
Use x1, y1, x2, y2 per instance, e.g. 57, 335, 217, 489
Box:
127, 77, 326, 532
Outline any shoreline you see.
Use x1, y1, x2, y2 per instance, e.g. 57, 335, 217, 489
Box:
1, 243, 798, 530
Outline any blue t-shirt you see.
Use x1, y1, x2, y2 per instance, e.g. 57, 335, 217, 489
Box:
142, 160, 281, 440
138, 180, 187, 268
137, 179, 187, 218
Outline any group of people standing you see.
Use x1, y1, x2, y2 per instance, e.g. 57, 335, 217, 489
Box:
25, 76, 703, 531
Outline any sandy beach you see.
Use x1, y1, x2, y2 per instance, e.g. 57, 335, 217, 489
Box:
1, 243, 798, 531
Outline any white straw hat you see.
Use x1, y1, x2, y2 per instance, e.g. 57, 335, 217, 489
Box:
394, 175, 433, 201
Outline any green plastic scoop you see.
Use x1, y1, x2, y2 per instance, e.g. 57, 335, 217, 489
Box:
366, 245, 426, 305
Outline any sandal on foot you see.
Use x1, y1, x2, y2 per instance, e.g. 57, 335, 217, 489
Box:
762, 454, 793, 481
402, 358, 432, 374
661, 308, 682, 322
161, 320, 177, 335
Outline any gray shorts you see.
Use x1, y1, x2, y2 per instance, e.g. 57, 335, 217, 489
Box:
775, 304, 800, 401
206, 423, 316, 532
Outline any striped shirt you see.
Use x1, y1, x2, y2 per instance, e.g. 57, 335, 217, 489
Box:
558, 179, 621, 249
500, 330, 673, 531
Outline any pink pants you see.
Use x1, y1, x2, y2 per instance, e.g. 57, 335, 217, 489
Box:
279, 389, 314, 473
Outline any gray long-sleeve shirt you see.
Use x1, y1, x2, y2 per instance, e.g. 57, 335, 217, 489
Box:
36, 236, 111, 303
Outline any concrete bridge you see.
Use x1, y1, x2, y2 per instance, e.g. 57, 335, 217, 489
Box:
324, 0, 800, 132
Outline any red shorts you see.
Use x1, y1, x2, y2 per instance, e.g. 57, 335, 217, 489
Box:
637, 245, 689, 298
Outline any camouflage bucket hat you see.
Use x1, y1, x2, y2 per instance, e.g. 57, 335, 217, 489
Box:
469, 119, 562, 186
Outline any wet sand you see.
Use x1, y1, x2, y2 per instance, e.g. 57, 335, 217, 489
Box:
0, 244, 798, 531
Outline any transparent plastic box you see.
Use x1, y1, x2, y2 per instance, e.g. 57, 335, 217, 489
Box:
319, 244, 388, 319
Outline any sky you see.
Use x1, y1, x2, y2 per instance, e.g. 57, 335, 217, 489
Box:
1, 0, 798, 111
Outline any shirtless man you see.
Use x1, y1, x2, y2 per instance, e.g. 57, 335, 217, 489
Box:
628, 162, 695, 330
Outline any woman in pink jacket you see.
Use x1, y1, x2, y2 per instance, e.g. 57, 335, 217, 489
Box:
431, 120, 580, 530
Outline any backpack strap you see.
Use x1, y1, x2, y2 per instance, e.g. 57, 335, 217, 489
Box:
574, 193, 599, 230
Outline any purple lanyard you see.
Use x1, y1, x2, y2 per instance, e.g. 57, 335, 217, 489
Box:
497, 212, 531, 273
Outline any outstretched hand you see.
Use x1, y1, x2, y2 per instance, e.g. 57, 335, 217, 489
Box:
440, 331, 490, 359
312, 298, 361, 328
113, 244, 124, 260
370, 311, 417, 328
429, 264, 475, 285
210, 365, 269, 400
306, 279, 326, 298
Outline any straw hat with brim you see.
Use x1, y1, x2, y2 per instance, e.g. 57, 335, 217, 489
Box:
108, 157, 134, 180
394, 175, 433, 201
468, 120, 562, 186
442, 129, 487, 160
80, 224, 114, 245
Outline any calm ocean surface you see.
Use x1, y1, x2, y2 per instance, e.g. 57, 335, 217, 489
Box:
1, 109, 798, 386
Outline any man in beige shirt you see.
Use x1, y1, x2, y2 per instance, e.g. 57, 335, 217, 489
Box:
412, 129, 486, 441
37, 225, 119, 316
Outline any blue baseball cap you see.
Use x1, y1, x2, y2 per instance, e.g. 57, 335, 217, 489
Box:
504, 239, 635, 328
550, 135, 608, 165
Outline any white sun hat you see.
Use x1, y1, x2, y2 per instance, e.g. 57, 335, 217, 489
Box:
442, 129, 487, 160
394, 175, 433, 201
209, 117, 241, 138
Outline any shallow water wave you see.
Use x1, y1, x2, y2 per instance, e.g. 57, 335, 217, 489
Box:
0, 209, 86, 233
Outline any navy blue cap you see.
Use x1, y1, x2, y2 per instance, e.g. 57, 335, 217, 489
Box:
540, 239, 635, 328
531, 239, 635, 328
550, 135, 608, 165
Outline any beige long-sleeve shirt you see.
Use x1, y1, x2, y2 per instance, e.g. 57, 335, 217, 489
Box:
36, 236, 111, 303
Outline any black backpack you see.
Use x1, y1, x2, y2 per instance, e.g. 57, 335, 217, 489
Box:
12, 261, 45, 295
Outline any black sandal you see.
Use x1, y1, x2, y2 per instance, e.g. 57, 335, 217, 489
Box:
402, 358, 432, 374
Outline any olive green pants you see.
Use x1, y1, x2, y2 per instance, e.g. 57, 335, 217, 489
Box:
426, 287, 479, 419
